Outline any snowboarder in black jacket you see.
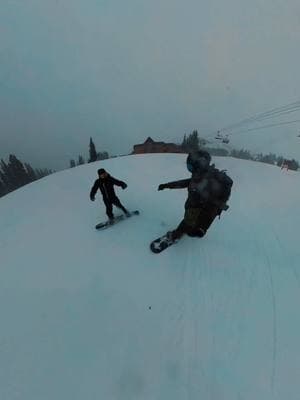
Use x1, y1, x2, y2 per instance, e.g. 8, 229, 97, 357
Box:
158, 150, 233, 241
90, 168, 130, 222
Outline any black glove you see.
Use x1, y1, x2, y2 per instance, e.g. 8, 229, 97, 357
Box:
158, 184, 166, 191
214, 200, 229, 211
219, 203, 229, 211
122, 183, 127, 189
90, 196, 95, 201
216, 203, 229, 218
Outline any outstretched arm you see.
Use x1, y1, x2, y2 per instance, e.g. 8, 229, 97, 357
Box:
158, 178, 190, 191
90, 180, 99, 200
111, 176, 127, 189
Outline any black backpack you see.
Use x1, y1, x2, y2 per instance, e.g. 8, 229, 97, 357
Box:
211, 167, 233, 203
189, 165, 233, 210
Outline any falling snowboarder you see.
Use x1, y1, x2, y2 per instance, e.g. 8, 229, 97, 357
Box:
151, 150, 233, 253
90, 168, 131, 225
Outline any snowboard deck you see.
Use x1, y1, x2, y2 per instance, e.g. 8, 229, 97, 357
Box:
95, 210, 139, 230
150, 233, 178, 253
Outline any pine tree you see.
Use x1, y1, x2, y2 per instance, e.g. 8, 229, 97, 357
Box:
181, 134, 187, 151
289, 159, 299, 171
0, 177, 7, 197
24, 163, 37, 182
77, 155, 85, 165
189, 130, 200, 151
35, 168, 53, 178
8, 154, 30, 188
0, 159, 13, 191
70, 159, 76, 168
231, 149, 253, 160
259, 153, 277, 165
276, 156, 284, 167
88, 138, 98, 163
97, 151, 109, 160
0, 156, 52, 195
182, 130, 200, 152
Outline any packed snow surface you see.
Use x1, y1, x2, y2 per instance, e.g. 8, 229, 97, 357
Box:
0, 154, 300, 400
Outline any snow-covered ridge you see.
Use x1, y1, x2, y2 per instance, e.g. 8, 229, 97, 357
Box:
0, 154, 300, 400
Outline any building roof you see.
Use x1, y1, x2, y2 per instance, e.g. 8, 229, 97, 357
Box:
144, 137, 154, 144
134, 137, 181, 148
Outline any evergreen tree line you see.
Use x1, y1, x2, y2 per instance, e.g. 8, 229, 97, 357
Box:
180, 130, 299, 171
0, 155, 53, 198
69, 138, 109, 168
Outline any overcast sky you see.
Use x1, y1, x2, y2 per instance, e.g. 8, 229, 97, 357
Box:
1, 0, 300, 170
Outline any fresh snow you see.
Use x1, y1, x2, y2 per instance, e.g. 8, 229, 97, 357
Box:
0, 153, 300, 400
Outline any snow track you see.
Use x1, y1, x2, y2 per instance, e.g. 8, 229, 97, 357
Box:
0, 154, 300, 399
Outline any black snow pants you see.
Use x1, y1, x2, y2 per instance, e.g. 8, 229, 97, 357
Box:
171, 205, 220, 240
104, 196, 128, 219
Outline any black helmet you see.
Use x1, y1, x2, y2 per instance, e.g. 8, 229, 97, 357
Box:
186, 150, 211, 173
97, 168, 107, 176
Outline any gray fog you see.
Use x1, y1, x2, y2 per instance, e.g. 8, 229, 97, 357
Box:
1, 0, 300, 169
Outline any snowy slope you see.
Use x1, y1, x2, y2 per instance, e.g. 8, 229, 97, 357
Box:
0, 154, 300, 400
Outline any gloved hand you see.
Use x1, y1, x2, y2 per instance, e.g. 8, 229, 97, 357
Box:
122, 183, 127, 190
216, 203, 229, 218
214, 200, 229, 211
90, 196, 95, 201
219, 203, 229, 211
158, 184, 166, 191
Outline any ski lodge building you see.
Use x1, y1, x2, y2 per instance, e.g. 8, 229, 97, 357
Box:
132, 137, 183, 154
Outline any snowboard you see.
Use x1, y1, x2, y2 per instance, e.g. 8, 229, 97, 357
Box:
95, 210, 139, 230
150, 232, 178, 253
